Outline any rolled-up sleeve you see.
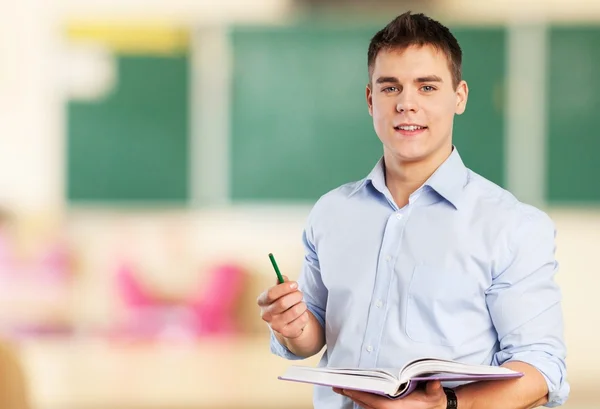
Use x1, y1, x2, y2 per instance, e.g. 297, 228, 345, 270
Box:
270, 212, 328, 360
486, 209, 569, 407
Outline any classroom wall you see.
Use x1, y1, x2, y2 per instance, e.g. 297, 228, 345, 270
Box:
0, 1, 64, 215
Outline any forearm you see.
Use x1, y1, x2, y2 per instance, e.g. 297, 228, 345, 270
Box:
455, 361, 549, 409
274, 311, 325, 358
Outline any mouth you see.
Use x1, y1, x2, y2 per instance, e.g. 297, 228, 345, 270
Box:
393, 124, 428, 136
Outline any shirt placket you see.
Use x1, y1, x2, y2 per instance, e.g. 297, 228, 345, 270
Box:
357, 207, 409, 369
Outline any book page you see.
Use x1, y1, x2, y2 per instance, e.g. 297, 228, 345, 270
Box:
280, 366, 400, 396
399, 359, 518, 383
298, 367, 398, 382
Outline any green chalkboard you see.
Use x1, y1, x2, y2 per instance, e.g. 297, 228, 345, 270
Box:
230, 26, 378, 201
67, 54, 189, 203
453, 29, 505, 187
547, 27, 600, 203
230, 25, 506, 201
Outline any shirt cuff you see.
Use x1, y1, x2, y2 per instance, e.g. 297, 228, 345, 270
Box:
496, 352, 569, 407
269, 328, 305, 360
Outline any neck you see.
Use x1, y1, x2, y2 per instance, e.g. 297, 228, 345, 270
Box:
384, 146, 452, 208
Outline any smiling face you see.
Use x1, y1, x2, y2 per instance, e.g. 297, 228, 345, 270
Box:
366, 44, 468, 167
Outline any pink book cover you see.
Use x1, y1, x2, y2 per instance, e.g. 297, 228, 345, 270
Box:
279, 369, 523, 399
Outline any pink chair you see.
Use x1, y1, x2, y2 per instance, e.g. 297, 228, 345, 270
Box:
113, 262, 246, 339
189, 264, 245, 335
115, 263, 156, 309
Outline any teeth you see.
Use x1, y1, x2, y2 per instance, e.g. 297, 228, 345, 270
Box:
397, 125, 424, 131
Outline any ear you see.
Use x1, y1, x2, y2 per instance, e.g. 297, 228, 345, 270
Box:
455, 80, 468, 115
366, 84, 373, 117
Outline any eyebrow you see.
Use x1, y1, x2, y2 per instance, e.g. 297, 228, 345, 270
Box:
375, 75, 444, 84
416, 75, 443, 83
375, 76, 400, 84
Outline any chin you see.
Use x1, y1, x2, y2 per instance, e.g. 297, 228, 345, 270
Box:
395, 153, 430, 163
388, 143, 431, 163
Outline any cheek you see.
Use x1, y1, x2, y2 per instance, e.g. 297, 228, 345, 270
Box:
372, 110, 391, 135
371, 98, 393, 121
423, 99, 455, 124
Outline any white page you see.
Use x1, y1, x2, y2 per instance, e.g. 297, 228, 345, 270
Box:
299, 367, 398, 382
281, 366, 399, 396
399, 359, 518, 383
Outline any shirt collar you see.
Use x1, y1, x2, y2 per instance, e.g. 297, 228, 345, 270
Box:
349, 147, 468, 210
349, 156, 386, 197
422, 147, 468, 210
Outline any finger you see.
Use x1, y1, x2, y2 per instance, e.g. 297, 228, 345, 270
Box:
349, 399, 371, 409
268, 290, 304, 315
347, 396, 376, 409
343, 390, 385, 409
260, 292, 304, 324
333, 388, 377, 409
425, 380, 442, 395
276, 309, 309, 338
275, 303, 308, 327
256, 280, 298, 306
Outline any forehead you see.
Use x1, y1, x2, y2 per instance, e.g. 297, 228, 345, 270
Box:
371, 45, 452, 81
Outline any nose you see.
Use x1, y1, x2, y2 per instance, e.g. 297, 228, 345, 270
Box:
396, 92, 418, 113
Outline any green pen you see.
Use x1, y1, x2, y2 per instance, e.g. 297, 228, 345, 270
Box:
268, 253, 285, 284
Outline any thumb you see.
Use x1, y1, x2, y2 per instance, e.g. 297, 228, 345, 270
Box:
425, 380, 442, 395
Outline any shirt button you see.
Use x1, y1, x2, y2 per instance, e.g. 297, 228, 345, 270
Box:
366, 345, 373, 353
375, 300, 383, 308
396, 213, 403, 220
385, 255, 391, 262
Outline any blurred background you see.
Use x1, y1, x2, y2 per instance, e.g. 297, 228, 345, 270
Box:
0, 0, 598, 408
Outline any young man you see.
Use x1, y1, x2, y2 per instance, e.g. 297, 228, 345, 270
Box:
257, 11, 569, 409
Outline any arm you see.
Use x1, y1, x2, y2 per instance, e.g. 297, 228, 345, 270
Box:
269, 215, 328, 360
455, 361, 550, 409
467, 209, 569, 408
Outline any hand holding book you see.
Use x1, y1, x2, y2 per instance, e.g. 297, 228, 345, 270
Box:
279, 357, 523, 399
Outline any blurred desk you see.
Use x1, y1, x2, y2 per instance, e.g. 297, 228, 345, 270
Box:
18, 336, 320, 409
16, 335, 598, 409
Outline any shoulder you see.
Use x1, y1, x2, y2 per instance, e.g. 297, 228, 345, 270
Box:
303, 179, 367, 234
465, 170, 555, 247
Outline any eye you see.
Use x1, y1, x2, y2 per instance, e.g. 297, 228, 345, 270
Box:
382, 86, 399, 93
420, 85, 436, 92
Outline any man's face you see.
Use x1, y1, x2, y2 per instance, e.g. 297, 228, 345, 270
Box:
366, 45, 468, 165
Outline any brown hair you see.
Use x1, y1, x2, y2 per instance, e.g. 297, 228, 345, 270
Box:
367, 11, 463, 89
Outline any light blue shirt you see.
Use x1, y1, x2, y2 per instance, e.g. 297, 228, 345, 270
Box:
270, 148, 569, 409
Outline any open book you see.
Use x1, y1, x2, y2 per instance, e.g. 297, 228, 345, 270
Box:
279, 358, 523, 399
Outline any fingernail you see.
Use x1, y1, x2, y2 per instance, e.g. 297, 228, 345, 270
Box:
290, 282, 297, 289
